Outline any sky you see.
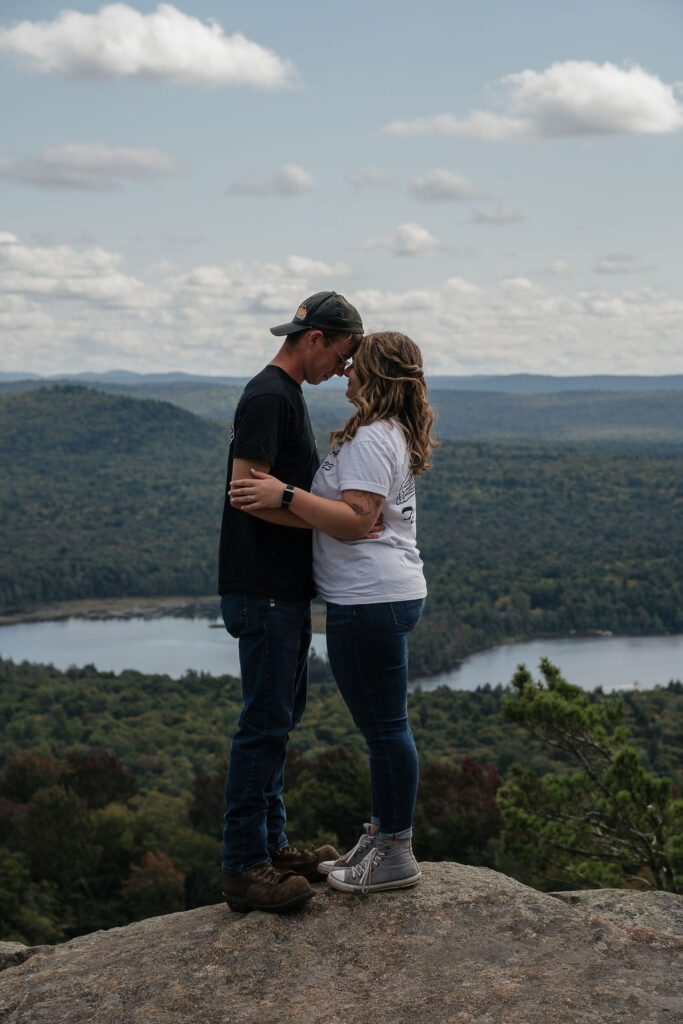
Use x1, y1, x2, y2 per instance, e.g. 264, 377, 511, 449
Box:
1, 0, 682, 378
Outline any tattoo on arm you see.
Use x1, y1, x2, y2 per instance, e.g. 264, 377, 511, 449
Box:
345, 491, 383, 518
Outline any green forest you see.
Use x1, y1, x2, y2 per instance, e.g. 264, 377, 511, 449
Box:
1, 655, 680, 943
1, 385, 682, 675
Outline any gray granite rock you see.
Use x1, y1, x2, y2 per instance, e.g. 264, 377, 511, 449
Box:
0, 944, 45, 972
550, 887, 683, 938
1, 863, 681, 1024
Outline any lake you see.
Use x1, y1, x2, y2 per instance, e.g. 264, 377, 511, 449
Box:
1, 616, 681, 693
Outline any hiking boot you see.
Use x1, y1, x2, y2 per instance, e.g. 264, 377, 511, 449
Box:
327, 838, 421, 894
318, 824, 377, 875
270, 843, 340, 880
222, 860, 314, 913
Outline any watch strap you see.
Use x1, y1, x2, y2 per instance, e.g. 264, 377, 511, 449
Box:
280, 484, 295, 507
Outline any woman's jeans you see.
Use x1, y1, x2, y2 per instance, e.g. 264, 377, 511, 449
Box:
221, 592, 311, 873
326, 598, 425, 840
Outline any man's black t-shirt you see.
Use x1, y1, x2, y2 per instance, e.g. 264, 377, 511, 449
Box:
218, 365, 320, 601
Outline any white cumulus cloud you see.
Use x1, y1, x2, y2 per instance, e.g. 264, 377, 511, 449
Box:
0, 144, 187, 191
0, 3, 297, 89
0, 233, 158, 306
2, 234, 682, 377
384, 61, 683, 139
366, 222, 440, 256
409, 169, 487, 201
228, 164, 314, 197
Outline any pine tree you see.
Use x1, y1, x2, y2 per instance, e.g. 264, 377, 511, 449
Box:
498, 659, 682, 892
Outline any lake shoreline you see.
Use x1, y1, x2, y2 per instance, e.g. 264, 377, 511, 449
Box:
1, 596, 677, 679
0, 595, 221, 626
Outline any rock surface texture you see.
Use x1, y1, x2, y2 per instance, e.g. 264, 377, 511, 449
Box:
0, 863, 681, 1024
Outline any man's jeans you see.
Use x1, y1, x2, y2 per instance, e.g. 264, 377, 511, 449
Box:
325, 598, 425, 839
221, 592, 311, 873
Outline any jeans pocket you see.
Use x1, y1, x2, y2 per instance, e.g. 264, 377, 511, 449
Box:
389, 598, 425, 631
221, 593, 249, 638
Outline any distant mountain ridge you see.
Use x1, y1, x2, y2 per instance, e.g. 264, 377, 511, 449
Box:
1, 377, 682, 446
2, 370, 683, 393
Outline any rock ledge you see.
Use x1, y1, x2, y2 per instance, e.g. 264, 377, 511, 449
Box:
1, 863, 681, 1024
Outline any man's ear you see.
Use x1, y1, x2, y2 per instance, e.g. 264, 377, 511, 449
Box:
307, 329, 324, 348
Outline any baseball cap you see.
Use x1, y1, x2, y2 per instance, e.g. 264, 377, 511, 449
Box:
270, 291, 363, 337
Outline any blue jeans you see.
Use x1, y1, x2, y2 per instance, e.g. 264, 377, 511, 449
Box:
325, 598, 425, 839
221, 592, 311, 873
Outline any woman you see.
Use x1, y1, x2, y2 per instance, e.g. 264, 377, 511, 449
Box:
230, 331, 437, 893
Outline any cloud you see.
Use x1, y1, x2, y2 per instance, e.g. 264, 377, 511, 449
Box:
366, 222, 440, 256
384, 61, 683, 139
409, 169, 487, 201
0, 3, 297, 89
593, 252, 655, 274
283, 256, 349, 277
346, 168, 392, 190
2, 234, 682, 376
0, 143, 187, 191
228, 164, 314, 197
0, 232, 157, 306
355, 280, 683, 375
472, 205, 523, 224
547, 260, 577, 276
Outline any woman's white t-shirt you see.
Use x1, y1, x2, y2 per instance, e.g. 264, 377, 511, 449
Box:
311, 419, 427, 604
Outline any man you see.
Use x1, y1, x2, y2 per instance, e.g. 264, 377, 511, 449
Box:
218, 290, 363, 913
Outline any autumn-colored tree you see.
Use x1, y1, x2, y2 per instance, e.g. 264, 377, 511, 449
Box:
413, 756, 502, 864
123, 851, 185, 919
0, 750, 62, 803
64, 749, 136, 808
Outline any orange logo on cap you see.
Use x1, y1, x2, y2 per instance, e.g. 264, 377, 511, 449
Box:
295, 304, 307, 320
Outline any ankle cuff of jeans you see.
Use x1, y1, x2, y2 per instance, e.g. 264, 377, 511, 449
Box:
378, 827, 412, 840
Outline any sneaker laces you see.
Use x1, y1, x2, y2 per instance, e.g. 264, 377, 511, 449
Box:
337, 832, 373, 866
349, 845, 388, 894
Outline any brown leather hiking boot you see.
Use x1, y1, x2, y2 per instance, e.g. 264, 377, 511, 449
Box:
222, 860, 313, 913
270, 843, 340, 880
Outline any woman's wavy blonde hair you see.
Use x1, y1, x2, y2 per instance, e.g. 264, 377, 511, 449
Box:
329, 331, 438, 475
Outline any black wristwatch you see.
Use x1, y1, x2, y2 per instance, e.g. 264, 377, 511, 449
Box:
280, 484, 295, 507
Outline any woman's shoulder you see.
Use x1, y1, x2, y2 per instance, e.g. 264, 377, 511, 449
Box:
352, 418, 403, 446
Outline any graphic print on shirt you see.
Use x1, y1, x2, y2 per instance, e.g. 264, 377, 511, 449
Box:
396, 469, 416, 523
320, 446, 341, 472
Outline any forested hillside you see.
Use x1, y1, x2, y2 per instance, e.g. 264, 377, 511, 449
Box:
0, 385, 225, 609
1, 656, 680, 943
2, 386, 682, 674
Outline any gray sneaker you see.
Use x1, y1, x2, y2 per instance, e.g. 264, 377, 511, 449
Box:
317, 824, 377, 876
327, 838, 421, 893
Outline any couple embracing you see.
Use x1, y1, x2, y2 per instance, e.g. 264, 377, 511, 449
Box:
218, 290, 437, 914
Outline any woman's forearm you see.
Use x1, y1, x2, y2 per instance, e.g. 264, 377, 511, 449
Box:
230, 470, 383, 539
288, 487, 382, 540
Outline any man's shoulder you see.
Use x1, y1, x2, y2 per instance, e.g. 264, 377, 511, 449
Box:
243, 365, 300, 400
